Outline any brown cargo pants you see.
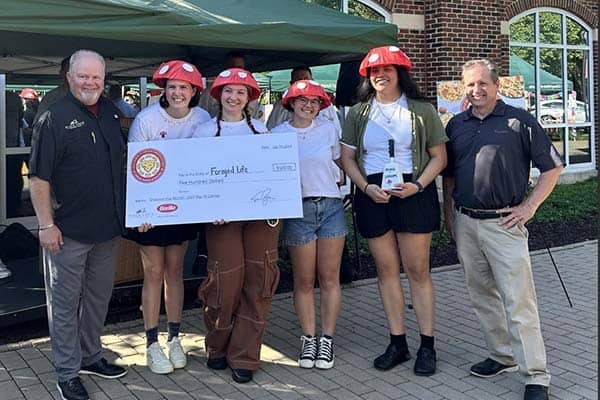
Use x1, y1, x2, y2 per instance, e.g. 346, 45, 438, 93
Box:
199, 220, 280, 371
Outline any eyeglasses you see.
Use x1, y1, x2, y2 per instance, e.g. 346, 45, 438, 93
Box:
295, 97, 322, 107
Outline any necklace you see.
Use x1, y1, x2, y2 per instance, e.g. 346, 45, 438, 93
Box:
291, 121, 313, 139
375, 100, 399, 124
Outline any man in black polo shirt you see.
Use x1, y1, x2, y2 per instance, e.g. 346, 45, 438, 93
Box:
29, 49, 127, 400
442, 59, 563, 400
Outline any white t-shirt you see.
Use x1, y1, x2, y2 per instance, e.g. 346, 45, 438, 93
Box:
128, 103, 211, 142
363, 95, 414, 175
193, 117, 268, 137
272, 119, 341, 198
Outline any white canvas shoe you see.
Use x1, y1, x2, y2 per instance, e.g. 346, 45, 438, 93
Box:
146, 342, 174, 374
167, 337, 187, 369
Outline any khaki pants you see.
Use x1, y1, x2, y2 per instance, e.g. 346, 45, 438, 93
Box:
200, 221, 280, 370
454, 212, 550, 386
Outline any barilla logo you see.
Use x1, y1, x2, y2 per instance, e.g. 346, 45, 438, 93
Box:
157, 203, 178, 213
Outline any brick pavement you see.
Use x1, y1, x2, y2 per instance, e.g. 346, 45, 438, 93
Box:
1, 240, 597, 400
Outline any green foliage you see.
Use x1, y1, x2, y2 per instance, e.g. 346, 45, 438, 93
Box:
532, 177, 598, 223
510, 11, 590, 98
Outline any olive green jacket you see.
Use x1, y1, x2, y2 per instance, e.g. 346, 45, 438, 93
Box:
341, 97, 448, 179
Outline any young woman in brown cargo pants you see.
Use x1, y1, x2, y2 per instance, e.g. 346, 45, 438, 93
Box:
195, 68, 280, 384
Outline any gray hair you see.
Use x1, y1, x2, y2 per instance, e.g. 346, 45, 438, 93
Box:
462, 59, 499, 82
69, 49, 106, 72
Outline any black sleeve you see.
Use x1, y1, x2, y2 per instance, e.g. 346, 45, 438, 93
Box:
525, 117, 565, 172
28, 110, 61, 182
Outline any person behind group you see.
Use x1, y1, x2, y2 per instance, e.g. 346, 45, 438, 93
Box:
442, 59, 563, 400
340, 45, 447, 376
19, 88, 39, 146
108, 84, 138, 118
126, 60, 211, 375
193, 68, 279, 384
29, 49, 127, 400
198, 51, 260, 118
271, 80, 347, 370
34, 56, 70, 123
266, 65, 341, 132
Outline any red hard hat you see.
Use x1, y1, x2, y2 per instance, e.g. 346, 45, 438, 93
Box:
152, 60, 204, 90
210, 68, 261, 101
281, 80, 331, 110
358, 45, 412, 76
19, 88, 39, 100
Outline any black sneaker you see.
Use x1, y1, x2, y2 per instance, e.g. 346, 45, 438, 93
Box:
315, 336, 334, 370
298, 335, 318, 368
79, 358, 127, 379
373, 343, 411, 371
57, 377, 89, 400
207, 356, 228, 370
413, 347, 436, 376
231, 368, 253, 383
524, 384, 549, 400
470, 358, 519, 378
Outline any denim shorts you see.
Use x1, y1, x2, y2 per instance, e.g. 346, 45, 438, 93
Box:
282, 197, 348, 246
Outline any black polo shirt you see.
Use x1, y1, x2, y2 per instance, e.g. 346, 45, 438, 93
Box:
29, 92, 126, 243
444, 100, 563, 210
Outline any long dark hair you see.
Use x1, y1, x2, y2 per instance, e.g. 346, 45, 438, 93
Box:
357, 65, 426, 102
159, 87, 201, 109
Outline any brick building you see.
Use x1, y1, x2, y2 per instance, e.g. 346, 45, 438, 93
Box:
330, 0, 598, 174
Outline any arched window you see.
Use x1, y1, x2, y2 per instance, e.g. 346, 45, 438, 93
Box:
304, 0, 390, 22
510, 9, 595, 169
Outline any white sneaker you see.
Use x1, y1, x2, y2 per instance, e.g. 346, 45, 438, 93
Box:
315, 336, 334, 369
146, 342, 174, 374
298, 335, 318, 369
167, 337, 187, 369
0, 260, 11, 280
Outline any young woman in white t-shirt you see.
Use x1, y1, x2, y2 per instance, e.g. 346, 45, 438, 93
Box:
127, 60, 211, 375
272, 80, 347, 370
194, 68, 279, 384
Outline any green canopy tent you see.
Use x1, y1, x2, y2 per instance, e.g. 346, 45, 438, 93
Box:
266, 64, 341, 92
0, 0, 397, 83
509, 54, 573, 93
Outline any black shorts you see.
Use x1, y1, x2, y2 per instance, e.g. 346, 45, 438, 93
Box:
124, 223, 202, 247
354, 173, 441, 239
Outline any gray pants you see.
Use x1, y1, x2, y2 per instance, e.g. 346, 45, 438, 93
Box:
43, 236, 119, 381
454, 212, 550, 386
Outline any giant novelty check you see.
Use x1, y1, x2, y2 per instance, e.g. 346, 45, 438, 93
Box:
126, 133, 302, 227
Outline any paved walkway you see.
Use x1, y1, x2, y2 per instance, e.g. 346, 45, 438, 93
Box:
1, 241, 597, 400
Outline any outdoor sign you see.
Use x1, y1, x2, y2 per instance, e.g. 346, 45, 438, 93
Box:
436, 76, 526, 126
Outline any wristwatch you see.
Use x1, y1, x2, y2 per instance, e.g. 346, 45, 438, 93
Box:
414, 181, 424, 193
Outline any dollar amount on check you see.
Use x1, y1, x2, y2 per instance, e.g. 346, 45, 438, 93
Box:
126, 133, 302, 227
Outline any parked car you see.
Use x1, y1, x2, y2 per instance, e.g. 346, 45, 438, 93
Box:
531, 100, 588, 124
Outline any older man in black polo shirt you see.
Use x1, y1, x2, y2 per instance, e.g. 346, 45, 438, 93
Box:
442, 59, 563, 400
29, 49, 127, 400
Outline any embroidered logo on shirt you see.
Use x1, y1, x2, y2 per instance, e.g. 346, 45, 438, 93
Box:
159, 131, 167, 138
65, 119, 85, 130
